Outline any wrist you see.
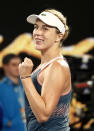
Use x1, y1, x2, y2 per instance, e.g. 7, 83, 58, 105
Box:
20, 75, 31, 79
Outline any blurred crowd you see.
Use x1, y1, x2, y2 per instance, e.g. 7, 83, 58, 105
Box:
0, 54, 26, 131
67, 55, 94, 131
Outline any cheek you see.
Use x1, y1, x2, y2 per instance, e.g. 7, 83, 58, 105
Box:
47, 34, 56, 44
10, 66, 18, 72
10, 67, 15, 73
33, 30, 36, 38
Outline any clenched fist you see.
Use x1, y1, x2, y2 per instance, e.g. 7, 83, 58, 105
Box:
19, 57, 34, 77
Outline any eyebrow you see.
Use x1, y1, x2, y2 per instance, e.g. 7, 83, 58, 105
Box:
34, 24, 56, 29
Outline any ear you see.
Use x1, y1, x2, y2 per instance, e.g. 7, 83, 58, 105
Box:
55, 33, 63, 42
3, 64, 8, 71
59, 33, 63, 41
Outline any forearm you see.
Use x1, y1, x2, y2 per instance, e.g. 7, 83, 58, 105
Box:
21, 77, 48, 122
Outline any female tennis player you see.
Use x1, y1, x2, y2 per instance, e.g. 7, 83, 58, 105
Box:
19, 8, 72, 131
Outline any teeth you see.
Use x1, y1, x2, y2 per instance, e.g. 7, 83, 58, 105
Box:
36, 40, 43, 42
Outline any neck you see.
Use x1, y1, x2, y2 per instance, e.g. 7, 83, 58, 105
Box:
6, 74, 19, 84
41, 46, 61, 64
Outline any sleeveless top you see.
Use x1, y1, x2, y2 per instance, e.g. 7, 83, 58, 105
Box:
25, 56, 72, 131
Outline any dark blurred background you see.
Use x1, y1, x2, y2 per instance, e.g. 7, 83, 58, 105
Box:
0, 0, 94, 49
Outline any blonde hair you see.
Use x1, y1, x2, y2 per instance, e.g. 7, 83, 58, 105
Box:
43, 9, 70, 45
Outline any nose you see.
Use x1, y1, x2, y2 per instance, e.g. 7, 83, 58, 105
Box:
33, 28, 43, 36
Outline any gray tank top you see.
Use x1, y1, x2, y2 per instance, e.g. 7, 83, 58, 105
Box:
25, 56, 72, 131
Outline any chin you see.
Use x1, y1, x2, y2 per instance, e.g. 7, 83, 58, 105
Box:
14, 74, 20, 78
35, 45, 45, 51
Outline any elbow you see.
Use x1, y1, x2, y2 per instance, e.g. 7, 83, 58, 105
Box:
37, 114, 50, 123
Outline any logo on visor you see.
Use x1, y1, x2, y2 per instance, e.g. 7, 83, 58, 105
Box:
41, 13, 46, 16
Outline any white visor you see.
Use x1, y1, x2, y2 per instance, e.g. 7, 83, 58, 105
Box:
27, 11, 65, 35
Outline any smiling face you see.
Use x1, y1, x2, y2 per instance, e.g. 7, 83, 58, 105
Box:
33, 19, 61, 51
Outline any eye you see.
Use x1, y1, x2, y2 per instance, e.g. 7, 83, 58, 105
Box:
43, 26, 49, 31
44, 27, 48, 30
34, 25, 38, 29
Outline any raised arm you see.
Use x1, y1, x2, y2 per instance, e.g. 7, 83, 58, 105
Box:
19, 58, 70, 123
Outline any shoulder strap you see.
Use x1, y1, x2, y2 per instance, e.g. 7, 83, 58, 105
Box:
40, 56, 64, 71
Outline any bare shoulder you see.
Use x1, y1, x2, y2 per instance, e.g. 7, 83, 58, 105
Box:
48, 60, 71, 77
42, 60, 71, 94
